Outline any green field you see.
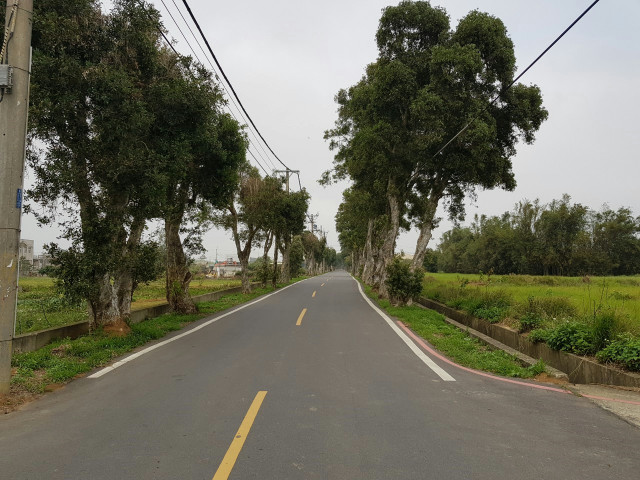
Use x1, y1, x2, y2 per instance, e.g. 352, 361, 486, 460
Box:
16, 277, 241, 335
422, 273, 640, 335
421, 273, 640, 371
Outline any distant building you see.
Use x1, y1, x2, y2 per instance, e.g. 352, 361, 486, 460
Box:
19, 239, 34, 263
211, 258, 242, 278
33, 254, 52, 271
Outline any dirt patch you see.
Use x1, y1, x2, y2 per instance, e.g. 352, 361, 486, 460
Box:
103, 318, 132, 337
534, 372, 569, 387
1, 384, 43, 414
51, 343, 71, 357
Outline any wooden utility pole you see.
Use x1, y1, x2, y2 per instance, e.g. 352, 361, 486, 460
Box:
0, 0, 33, 394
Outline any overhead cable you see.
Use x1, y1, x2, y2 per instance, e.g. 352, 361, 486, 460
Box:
431, 0, 601, 159
150, 0, 273, 174
180, 0, 292, 172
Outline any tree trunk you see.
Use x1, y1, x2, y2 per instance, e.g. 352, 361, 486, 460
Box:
375, 191, 401, 297
272, 233, 279, 288
165, 215, 197, 314
228, 204, 255, 294
305, 252, 315, 276
411, 197, 440, 271
239, 251, 251, 293
280, 235, 291, 283
261, 230, 273, 287
361, 219, 375, 283
88, 273, 122, 329
87, 215, 145, 333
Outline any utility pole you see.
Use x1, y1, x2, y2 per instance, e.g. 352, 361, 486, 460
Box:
307, 213, 318, 235
0, 0, 33, 394
273, 168, 299, 194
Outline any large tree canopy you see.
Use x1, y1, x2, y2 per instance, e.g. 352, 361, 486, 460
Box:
327, 1, 548, 295
26, 0, 246, 326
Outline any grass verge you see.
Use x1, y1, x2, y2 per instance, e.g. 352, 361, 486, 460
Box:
5, 281, 301, 413
362, 284, 546, 379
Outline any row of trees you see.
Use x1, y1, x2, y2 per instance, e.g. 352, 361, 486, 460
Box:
23, 1, 312, 329
432, 195, 640, 276
329, 1, 548, 296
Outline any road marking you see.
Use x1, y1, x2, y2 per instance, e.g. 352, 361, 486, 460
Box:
88, 280, 307, 378
321, 283, 325, 287
312, 291, 316, 298
212, 391, 267, 480
354, 280, 455, 382
296, 308, 307, 326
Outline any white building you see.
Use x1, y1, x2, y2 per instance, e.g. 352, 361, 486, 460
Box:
211, 259, 242, 278
19, 239, 34, 263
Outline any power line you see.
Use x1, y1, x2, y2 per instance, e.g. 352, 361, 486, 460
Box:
162, 0, 277, 172
166, 0, 278, 172
431, 0, 601, 160
180, 0, 292, 172
149, 0, 274, 174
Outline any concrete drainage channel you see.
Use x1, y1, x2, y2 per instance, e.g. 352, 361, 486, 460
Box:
415, 297, 640, 429
12, 283, 260, 354
416, 297, 640, 388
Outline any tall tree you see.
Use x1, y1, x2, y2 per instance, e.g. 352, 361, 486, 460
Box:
150, 54, 245, 313
273, 189, 310, 283
326, 1, 548, 295
212, 166, 279, 293
27, 0, 173, 330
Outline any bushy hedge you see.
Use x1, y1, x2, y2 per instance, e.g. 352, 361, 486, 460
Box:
385, 258, 424, 305
596, 336, 640, 371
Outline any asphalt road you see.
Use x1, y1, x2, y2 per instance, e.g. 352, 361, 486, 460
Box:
1, 271, 639, 479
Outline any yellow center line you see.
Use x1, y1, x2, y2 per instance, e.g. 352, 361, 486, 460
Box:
312, 291, 316, 298
212, 391, 268, 480
296, 308, 307, 326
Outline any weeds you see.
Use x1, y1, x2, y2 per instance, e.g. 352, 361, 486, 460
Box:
363, 285, 545, 379
596, 335, 640, 371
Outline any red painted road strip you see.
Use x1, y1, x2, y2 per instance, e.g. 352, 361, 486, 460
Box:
397, 320, 569, 394
398, 320, 640, 405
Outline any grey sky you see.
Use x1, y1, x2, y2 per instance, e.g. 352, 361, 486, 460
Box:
21, 0, 640, 261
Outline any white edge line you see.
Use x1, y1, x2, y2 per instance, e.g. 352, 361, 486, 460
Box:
355, 279, 455, 382
88, 279, 307, 379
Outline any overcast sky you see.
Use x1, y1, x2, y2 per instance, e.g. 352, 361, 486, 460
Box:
21, 0, 640, 261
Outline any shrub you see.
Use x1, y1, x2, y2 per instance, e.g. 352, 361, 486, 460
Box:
528, 328, 552, 343
385, 258, 424, 305
596, 335, 640, 371
546, 322, 595, 355
592, 311, 618, 351
467, 290, 511, 323
473, 306, 507, 323
519, 313, 543, 333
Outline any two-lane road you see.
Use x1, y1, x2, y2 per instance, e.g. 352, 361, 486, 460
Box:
1, 271, 639, 479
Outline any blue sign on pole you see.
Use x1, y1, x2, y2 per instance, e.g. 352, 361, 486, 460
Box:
16, 188, 22, 208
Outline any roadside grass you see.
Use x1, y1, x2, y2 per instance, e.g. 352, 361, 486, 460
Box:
422, 273, 640, 372
362, 284, 545, 379
10, 284, 284, 395
16, 277, 242, 334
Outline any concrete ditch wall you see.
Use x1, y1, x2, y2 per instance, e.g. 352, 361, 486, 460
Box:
12, 283, 259, 354
417, 297, 640, 388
